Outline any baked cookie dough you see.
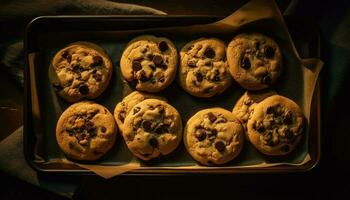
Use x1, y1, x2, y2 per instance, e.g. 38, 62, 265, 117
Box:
114, 91, 166, 133
247, 95, 304, 156
50, 42, 113, 102
227, 33, 282, 90
232, 90, 276, 134
56, 101, 117, 161
184, 108, 244, 165
122, 99, 182, 160
120, 35, 178, 93
179, 38, 232, 97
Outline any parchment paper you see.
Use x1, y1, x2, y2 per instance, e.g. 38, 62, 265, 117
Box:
29, 0, 323, 179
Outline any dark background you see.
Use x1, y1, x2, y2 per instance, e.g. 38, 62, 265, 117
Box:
1, 0, 350, 199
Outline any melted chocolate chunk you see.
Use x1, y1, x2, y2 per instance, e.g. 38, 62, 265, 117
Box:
139, 70, 148, 82
204, 48, 215, 58
84, 121, 95, 132
159, 76, 165, 83
264, 46, 275, 58
61, 51, 69, 59
132, 60, 142, 71
207, 129, 218, 139
266, 106, 276, 114
92, 55, 103, 67
155, 124, 169, 134
93, 73, 102, 81
118, 111, 126, 123
215, 140, 226, 152
254, 121, 265, 132
133, 107, 141, 114
146, 54, 154, 60
149, 137, 158, 148
241, 57, 251, 69
75, 132, 87, 141
152, 55, 163, 65
283, 111, 293, 124
188, 60, 197, 68
142, 120, 153, 132
101, 126, 107, 133
261, 75, 272, 85
159, 63, 168, 70
72, 63, 83, 73
205, 60, 212, 67
195, 72, 203, 82
158, 41, 169, 52
195, 128, 207, 141
78, 84, 89, 95
149, 63, 156, 71
207, 112, 217, 123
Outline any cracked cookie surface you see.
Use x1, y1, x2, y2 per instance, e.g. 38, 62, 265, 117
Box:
50, 42, 113, 102
114, 91, 166, 134
179, 38, 232, 97
56, 101, 117, 161
120, 35, 178, 93
227, 33, 282, 90
247, 95, 304, 155
184, 108, 244, 165
122, 99, 182, 160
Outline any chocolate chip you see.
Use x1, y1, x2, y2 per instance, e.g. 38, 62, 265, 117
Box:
159, 63, 168, 70
266, 106, 276, 114
207, 129, 218, 138
149, 138, 158, 148
61, 51, 69, 58
254, 121, 265, 132
280, 145, 290, 153
215, 140, 226, 152
149, 63, 156, 71
146, 54, 154, 60
118, 111, 126, 123
142, 120, 153, 132
261, 75, 271, 85
75, 132, 87, 141
93, 73, 102, 81
141, 47, 148, 53
195, 72, 203, 82
155, 124, 169, 134
159, 76, 165, 83
85, 121, 95, 131
265, 46, 275, 58
207, 112, 217, 123
78, 84, 89, 95
255, 41, 261, 50
205, 60, 212, 67
152, 55, 163, 65
188, 60, 197, 68
133, 107, 141, 114
132, 60, 142, 71
195, 128, 207, 141
92, 55, 103, 67
158, 41, 169, 52
241, 57, 251, 69
72, 63, 83, 73
129, 79, 138, 87
283, 111, 293, 124
204, 48, 215, 58
139, 70, 148, 82
101, 126, 107, 133
213, 70, 220, 82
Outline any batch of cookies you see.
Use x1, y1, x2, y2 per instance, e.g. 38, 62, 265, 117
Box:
52, 33, 304, 166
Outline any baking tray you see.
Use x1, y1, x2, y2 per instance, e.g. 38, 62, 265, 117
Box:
24, 15, 321, 175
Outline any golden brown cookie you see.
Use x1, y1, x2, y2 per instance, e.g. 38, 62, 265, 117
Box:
56, 101, 117, 161
50, 42, 113, 102
184, 108, 244, 165
247, 95, 304, 155
122, 99, 182, 160
227, 33, 282, 90
179, 38, 232, 97
120, 35, 178, 93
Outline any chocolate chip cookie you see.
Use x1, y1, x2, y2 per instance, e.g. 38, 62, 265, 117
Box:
49, 42, 113, 102
232, 90, 276, 135
114, 91, 166, 134
247, 95, 304, 156
122, 99, 182, 160
120, 35, 178, 93
56, 101, 117, 161
179, 38, 232, 97
184, 108, 244, 165
227, 33, 282, 90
